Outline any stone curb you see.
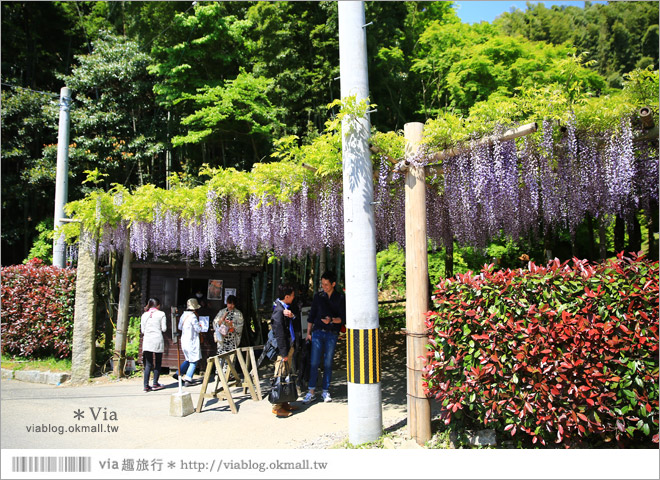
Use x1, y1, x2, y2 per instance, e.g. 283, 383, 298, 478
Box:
1, 368, 70, 385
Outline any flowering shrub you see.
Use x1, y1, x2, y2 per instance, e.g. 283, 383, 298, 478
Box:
424, 253, 659, 447
1, 259, 77, 358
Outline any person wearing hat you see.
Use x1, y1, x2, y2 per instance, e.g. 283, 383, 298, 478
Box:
175, 298, 202, 386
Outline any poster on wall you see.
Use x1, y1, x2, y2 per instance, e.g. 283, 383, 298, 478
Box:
224, 288, 236, 304
207, 279, 223, 300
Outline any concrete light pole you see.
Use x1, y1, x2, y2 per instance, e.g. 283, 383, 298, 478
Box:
52, 86, 72, 267
339, 1, 382, 445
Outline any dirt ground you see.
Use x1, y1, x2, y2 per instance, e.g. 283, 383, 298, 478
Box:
1, 331, 418, 449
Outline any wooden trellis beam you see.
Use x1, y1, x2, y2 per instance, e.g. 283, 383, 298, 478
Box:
369, 145, 398, 165
391, 122, 539, 176
301, 163, 317, 172
429, 121, 538, 163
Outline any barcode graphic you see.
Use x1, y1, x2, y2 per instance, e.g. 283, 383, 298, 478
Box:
11, 456, 91, 473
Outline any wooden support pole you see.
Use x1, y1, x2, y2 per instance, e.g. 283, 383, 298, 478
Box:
639, 106, 655, 129
404, 122, 431, 445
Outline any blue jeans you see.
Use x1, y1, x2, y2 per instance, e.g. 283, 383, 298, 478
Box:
308, 330, 339, 392
179, 360, 197, 380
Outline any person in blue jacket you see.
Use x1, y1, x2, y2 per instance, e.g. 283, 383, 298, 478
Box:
302, 271, 346, 404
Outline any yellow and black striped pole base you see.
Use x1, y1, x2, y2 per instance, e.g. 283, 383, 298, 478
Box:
346, 327, 380, 384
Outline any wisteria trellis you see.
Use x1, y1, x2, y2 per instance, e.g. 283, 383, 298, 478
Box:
87, 119, 657, 264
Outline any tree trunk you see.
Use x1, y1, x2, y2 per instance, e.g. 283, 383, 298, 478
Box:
626, 213, 642, 254
319, 247, 327, 276
614, 215, 625, 254
586, 213, 596, 260
571, 231, 578, 258
313, 254, 320, 293
544, 228, 553, 261
113, 234, 132, 377
444, 241, 454, 278
105, 251, 119, 352
335, 248, 343, 286
598, 216, 609, 260
647, 201, 658, 260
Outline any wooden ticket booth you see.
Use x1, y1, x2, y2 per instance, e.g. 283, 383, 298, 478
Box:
133, 253, 263, 373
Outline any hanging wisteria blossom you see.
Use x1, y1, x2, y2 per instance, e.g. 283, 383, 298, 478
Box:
81, 119, 657, 264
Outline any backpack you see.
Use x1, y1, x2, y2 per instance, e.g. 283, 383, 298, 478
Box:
257, 329, 278, 366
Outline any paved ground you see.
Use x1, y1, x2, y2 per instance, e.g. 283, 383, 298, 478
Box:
1, 332, 411, 450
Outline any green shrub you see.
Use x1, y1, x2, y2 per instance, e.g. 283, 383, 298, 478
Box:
126, 316, 141, 359
24, 219, 54, 264
424, 253, 659, 447
377, 243, 406, 295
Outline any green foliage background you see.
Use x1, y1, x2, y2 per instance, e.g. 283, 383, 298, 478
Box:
1, 1, 658, 267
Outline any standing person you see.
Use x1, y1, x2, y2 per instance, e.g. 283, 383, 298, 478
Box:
140, 298, 167, 392
175, 298, 201, 386
302, 271, 346, 404
270, 283, 297, 418
290, 283, 308, 389
213, 295, 244, 354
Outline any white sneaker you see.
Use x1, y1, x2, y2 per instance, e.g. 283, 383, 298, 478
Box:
302, 391, 316, 404
322, 391, 332, 403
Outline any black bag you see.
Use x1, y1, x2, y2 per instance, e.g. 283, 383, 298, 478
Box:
267, 362, 298, 404
264, 329, 278, 360
257, 330, 279, 367
296, 338, 311, 387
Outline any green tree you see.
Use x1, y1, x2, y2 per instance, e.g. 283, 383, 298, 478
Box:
0, 1, 89, 265
50, 32, 164, 191
494, 1, 659, 86
172, 70, 285, 168
412, 22, 606, 115
365, 1, 459, 129
0, 88, 55, 265
244, 1, 339, 135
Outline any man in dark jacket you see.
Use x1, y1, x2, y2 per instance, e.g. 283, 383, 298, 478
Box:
302, 271, 346, 404
270, 283, 297, 417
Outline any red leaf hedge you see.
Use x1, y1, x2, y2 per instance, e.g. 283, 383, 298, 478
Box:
1, 258, 77, 358
424, 253, 659, 447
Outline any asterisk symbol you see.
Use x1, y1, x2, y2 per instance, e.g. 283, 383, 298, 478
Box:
167, 462, 176, 469
73, 409, 84, 420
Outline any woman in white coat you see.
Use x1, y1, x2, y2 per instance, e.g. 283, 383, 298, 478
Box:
140, 298, 167, 392
176, 298, 201, 386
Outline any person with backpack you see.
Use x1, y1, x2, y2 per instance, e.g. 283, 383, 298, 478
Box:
270, 283, 298, 417
140, 298, 167, 392
302, 271, 346, 404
